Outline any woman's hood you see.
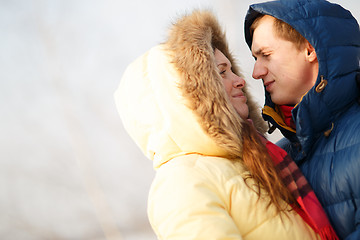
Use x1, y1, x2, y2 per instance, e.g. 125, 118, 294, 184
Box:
115, 10, 267, 168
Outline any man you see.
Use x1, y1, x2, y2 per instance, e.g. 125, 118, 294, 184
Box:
244, 0, 360, 239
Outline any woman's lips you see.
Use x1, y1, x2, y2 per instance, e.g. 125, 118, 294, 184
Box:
232, 93, 247, 101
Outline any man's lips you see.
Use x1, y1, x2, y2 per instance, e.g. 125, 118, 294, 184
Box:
264, 80, 275, 91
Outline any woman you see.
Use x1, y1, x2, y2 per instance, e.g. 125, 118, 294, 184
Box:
115, 10, 337, 239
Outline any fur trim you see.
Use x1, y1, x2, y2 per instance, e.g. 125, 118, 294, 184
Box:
164, 10, 267, 159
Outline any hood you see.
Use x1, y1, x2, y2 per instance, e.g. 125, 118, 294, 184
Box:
115, 10, 267, 168
244, 0, 360, 153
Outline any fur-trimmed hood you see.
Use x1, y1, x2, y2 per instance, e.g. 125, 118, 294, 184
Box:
115, 10, 267, 168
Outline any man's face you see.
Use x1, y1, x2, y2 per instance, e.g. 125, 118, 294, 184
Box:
251, 15, 317, 105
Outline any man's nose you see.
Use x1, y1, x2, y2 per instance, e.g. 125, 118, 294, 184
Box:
252, 61, 267, 80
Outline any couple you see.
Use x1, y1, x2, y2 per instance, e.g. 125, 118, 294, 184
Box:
115, 0, 360, 239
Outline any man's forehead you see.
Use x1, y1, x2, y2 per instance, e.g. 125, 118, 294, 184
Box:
251, 17, 276, 53
251, 34, 271, 54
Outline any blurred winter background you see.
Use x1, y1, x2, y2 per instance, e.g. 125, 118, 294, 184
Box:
1, 0, 359, 239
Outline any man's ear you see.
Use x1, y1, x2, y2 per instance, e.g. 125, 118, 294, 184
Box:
305, 41, 317, 63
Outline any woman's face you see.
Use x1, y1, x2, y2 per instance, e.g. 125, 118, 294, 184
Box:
215, 49, 249, 119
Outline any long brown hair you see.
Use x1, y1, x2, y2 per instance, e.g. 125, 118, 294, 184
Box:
241, 121, 298, 213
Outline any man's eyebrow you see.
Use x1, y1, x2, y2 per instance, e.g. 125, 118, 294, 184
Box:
252, 47, 265, 57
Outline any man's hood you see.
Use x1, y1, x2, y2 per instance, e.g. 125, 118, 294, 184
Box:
115, 10, 267, 168
244, 0, 360, 152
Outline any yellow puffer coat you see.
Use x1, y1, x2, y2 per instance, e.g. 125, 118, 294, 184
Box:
115, 10, 319, 240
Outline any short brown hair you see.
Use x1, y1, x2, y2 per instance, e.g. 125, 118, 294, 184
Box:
250, 14, 307, 50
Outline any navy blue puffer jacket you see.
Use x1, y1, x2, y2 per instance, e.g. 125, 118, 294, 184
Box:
245, 0, 360, 239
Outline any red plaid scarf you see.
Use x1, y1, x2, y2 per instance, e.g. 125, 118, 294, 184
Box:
262, 137, 339, 240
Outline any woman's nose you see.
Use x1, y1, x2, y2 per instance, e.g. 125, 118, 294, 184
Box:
252, 60, 267, 80
233, 74, 246, 88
